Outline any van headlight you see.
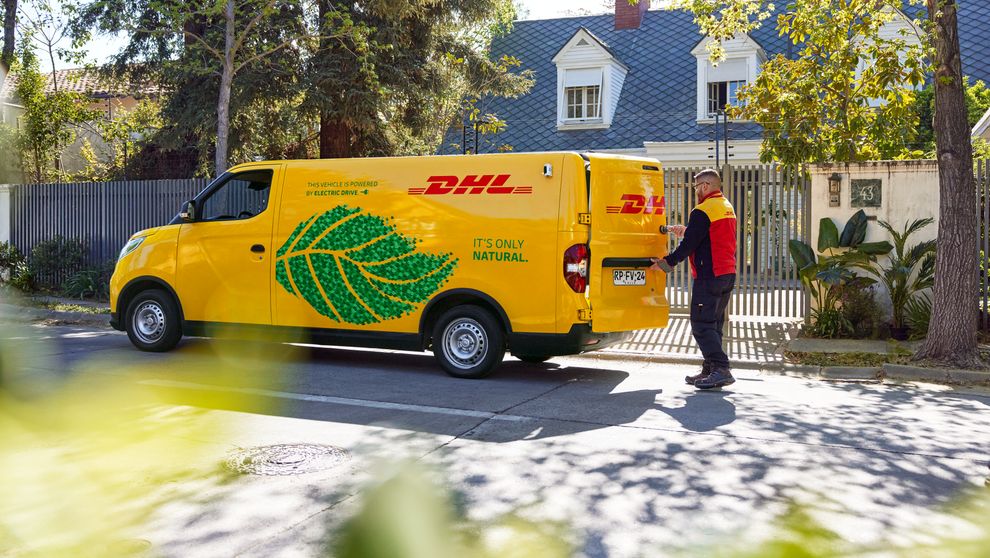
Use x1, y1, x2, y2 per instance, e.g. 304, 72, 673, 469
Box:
118, 236, 145, 261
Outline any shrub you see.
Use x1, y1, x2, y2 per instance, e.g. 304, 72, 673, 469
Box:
9, 262, 34, 291
0, 242, 24, 283
839, 285, 881, 339
905, 293, 932, 340
808, 307, 853, 339
851, 218, 935, 330
61, 261, 115, 300
28, 236, 87, 292
789, 210, 891, 339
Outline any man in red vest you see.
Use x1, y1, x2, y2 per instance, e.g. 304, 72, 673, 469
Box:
651, 169, 738, 389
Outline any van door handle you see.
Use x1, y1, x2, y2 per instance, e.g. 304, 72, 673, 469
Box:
250, 244, 265, 253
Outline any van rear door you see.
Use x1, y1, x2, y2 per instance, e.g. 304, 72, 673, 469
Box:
586, 154, 669, 333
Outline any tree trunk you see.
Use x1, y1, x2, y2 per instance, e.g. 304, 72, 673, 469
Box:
320, 116, 353, 158
1, 0, 14, 75
215, 0, 235, 174
915, 0, 980, 366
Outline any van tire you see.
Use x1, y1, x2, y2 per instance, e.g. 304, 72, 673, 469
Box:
125, 289, 182, 352
515, 355, 552, 364
432, 305, 504, 379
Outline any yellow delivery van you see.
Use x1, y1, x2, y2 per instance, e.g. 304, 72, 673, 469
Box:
110, 152, 669, 378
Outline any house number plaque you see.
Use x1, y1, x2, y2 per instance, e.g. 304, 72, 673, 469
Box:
851, 179, 882, 208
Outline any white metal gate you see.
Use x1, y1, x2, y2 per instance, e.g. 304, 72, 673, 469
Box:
663, 164, 810, 319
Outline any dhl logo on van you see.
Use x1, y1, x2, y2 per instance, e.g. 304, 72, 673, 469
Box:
408, 175, 533, 196
606, 194, 665, 215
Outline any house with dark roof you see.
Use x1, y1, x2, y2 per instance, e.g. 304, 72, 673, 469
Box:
445, 2, 990, 166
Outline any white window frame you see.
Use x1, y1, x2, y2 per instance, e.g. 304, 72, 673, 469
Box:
558, 67, 607, 128
706, 79, 747, 117
564, 81, 602, 122
553, 28, 628, 131
692, 36, 766, 123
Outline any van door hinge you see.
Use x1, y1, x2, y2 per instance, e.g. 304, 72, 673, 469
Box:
578, 309, 592, 321
578, 213, 592, 225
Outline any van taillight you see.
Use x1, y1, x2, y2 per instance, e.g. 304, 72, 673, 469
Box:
563, 244, 589, 293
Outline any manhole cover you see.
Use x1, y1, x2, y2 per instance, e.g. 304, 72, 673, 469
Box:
226, 444, 349, 476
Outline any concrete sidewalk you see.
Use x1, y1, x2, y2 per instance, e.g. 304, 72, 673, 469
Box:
608, 314, 800, 366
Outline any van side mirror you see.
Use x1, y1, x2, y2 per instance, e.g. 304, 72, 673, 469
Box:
180, 200, 196, 222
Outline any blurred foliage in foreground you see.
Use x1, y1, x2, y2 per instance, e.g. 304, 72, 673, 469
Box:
0, 297, 289, 557
1, 293, 988, 557
331, 464, 572, 558
333, 467, 990, 558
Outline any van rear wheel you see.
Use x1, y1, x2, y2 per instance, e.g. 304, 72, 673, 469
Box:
432, 306, 504, 379
125, 289, 182, 352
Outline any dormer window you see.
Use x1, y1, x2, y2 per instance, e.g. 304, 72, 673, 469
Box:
553, 27, 628, 130
692, 35, 766, 122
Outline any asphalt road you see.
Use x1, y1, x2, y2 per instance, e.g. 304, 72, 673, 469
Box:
3, 323, 989, 557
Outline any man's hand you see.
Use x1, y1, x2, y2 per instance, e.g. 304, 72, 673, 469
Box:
667, 225, 686, 238
649, 257, 674, 273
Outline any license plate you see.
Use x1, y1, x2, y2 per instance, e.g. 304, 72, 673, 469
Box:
613, 269, 646, 286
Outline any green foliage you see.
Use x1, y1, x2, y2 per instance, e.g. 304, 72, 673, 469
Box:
61, 261, 114, 300
73, 0, 338, 173
840, 285, 881, 339
790, 211, 891, 338
275, 207, 458, 325
332, 464, 572, 558
912, 77, 990, 156
306, 0, 533, 158
817, 218, 838, 252
73, 99, 163, 182
674, 0, 928, 165
808, 307, 853, 339
9, 263, 34, 292
12, 49, 100, 183
0, 123, 21, 183
852, 218, 935, 329
905, 292, 932, 340
27, 236, 87, 291
0, 242, 23, 283
973, 138, 990, 160
75, 0, 531, 172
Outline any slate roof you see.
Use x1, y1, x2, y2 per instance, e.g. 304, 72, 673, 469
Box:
443, 2, 990, 154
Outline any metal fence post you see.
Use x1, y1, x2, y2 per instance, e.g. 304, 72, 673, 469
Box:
0, 184, 10, 244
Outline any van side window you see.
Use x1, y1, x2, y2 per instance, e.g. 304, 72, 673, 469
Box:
200, 170, 273, 221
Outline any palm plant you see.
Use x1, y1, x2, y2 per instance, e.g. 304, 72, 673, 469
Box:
789, 210, 892, 338
851, 218, 936, 331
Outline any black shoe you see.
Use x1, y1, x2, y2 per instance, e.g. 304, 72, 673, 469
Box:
685, 362, 711, 385
695, 368, 735, 390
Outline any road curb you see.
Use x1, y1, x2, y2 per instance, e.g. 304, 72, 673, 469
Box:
820, 366, 882, 381
0, 304, 111, 328
882, 363, 990, 386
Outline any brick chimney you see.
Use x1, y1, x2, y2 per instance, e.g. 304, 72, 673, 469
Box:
615, 0, 648, 30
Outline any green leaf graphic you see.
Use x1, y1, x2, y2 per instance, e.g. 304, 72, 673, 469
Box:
275, 206, 458, 325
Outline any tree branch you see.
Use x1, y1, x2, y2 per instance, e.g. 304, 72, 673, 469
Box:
231, 0, 278, 58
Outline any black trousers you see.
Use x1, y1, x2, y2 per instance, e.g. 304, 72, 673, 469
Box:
690, 275, 736, 369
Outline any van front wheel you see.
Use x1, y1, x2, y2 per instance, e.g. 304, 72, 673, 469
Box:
125, 289, 182, 352
432, 306, 505, 379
